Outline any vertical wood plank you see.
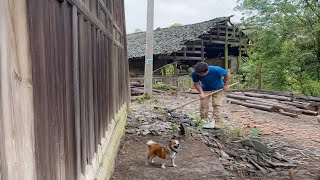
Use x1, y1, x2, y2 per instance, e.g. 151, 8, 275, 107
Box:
72, 5, 81, 179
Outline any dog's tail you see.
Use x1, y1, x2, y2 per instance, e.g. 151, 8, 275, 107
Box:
147, 140, 157, 146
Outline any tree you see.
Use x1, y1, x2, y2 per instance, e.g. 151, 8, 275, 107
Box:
134, 28, 143, 33
169, 23, 183, 28
236, 0, 320, 96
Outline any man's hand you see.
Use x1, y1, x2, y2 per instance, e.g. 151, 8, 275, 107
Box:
199, 93, 206, 99
223, 85, 229, 91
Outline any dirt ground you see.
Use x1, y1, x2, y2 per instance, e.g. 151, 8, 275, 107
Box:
113, 93, 320, 180
112, 135, 229, 180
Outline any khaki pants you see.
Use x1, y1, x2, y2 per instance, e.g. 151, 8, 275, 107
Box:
200, 91, 224, 123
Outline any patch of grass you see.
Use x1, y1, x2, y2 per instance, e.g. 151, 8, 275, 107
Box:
153, 82, 167, 90
152, 82, 178, 92
177, 76, 193, 91
136, 93, 152, 104
251, 128, 262, 137
189, 114, 208, 131
154, 106, 166, 115
171, 123, 180, 133
226, 127, 248, 138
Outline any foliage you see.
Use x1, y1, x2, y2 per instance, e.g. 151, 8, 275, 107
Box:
160, 64, 175, 76
251, 128, 262, 137
226, 127, 248, 138
169, 23, 183, 28
236, 0, 320, 96
134, 28, 143, 33
171, 123, 180, 133
152, 82, 178, 91
177, 76, 193, 91
153, 106, 166, 115
189, 114, 207, 131
136, 93, 151, 104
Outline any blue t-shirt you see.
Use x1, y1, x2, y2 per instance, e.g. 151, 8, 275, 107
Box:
191, 66, 228, 91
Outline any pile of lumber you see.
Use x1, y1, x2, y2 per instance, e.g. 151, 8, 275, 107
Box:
130, 81, 166, 96
227, 90, 320, 117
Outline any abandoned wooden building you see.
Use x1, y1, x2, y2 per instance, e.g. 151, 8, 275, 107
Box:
128, 16, 248, 77
1, 0, 129, 180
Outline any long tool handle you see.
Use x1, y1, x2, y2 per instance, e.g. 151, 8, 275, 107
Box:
170, 82, 239, 112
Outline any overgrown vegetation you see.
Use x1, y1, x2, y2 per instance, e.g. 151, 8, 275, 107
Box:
236, 0, 320, 96
160, 64, 175, 77
136, 93, 152, 104
152, 82, 178, 92
177, 76, 193, 91
189, 114, 208, 131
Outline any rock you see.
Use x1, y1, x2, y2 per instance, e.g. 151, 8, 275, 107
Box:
140, 125, 151, 130
126, 129, 136, 134
142, 130, 150, 135
317, 115, 320, 123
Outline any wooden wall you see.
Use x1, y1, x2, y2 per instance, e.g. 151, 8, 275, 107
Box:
21, 0, 128, 179
0, 0, 36, 180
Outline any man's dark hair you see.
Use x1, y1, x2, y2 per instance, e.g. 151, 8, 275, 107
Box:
194, 62, 208, 73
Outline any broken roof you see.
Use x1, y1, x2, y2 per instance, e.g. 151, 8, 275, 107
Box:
127, 17, 231, 59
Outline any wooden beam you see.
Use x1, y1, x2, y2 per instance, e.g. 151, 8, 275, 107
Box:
176, 50, 204, 54
68, 0, 124, 48
186, 44, 204, 49
159, 56, 203, 61
202, 39, 241, 45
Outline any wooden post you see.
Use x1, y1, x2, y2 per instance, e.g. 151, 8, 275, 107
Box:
201, 39, 204, 61
238, 48, 242, 73
238, 31, 242, 73
192, 41, 195, 53
217, 24, 220, 39
224, 20, 229, 69
144, 0, 154, 95
258, 63, 262, 89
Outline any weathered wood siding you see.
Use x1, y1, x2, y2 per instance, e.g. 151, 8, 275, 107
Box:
0, 0, 36, 180
27, 0, 129, 179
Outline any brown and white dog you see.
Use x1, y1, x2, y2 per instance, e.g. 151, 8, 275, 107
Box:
146, 138, 180, 169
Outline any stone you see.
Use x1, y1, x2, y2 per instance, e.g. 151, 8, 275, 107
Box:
126, 129, 136, 134
317, 115, 320, 123
142, 130, 150, 135
140, 125, 151, 130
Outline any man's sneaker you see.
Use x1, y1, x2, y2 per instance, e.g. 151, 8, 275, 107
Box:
202, 121, 215, 129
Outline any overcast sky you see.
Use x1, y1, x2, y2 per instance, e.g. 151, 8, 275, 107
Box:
124, 0, 242, 34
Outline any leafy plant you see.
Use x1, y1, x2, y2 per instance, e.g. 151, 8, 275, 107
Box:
171, 123, 180, 133
226, 128, 248, 138
251, 128, 262, 137
177, 76, 193, 91
136, 93, 151, 104
169, 23, 183, 28
160, 64, 175, 77
154, 106, 166, 115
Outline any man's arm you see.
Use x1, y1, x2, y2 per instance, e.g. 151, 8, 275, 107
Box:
223, 72, 231, 91
194, 82, 206, 99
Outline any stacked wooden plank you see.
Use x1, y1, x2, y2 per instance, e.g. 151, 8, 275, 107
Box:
130, 82, 167, 96
227, 90, 320, 117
